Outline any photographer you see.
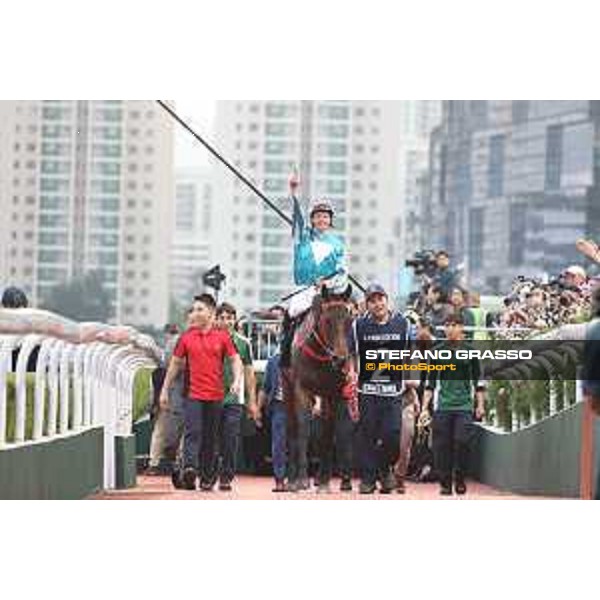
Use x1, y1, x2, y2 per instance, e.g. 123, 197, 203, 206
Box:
432, 250, 458, 296
405, 249, 459, 312
423, 285, 453, 332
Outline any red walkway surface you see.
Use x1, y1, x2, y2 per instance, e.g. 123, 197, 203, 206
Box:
91, 475, 554, 500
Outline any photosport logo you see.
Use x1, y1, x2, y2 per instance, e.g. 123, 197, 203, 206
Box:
357, 341, 594, 382
363, 348, 534, 374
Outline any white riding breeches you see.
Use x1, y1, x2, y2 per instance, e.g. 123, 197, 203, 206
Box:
288, 287, 317, 318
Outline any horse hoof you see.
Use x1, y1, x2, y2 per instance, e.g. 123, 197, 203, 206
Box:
287, 481, 300, 493
317, 483, 332, 494
298, 478, 311, 491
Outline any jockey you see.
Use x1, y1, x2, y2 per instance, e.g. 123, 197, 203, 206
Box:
288, 197, 349, 317
280, 172, 350, 367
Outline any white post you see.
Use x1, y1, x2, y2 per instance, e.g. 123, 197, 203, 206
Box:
124, 366, 138, 436
529, 381, 539, 426
71, 345, 87, 430
511, 399, 519, 432
59, 344, 74, 434
108, 348, 134, 437
85, 343, 105, 427
46, 341, 64, 437
576, 377, 584, 405
82, 343, 101, 427
93, 344, 118, 489
117, 356, 153, 437
33, 339, 57, 440
549, 379, 557, 416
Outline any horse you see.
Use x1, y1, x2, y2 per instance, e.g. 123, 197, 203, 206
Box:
282, 285, 355, 492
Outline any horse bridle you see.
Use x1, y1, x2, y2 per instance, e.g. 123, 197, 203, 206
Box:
302, 299, 351, 370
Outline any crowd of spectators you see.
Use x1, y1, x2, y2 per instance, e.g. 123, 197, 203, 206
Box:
407, 250, 597, 339
495, 265, 595, 334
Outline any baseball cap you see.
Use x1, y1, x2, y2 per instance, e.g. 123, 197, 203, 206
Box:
565, 265, 586, 278
365, 283, 387, 300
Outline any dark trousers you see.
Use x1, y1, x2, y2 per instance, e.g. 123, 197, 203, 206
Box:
326, 400, 356, 477
217, 403, 244, 483
287, 405, 311, 483
432, 410, 473, 486
270, 402, 287, 481
183, 398, 223, 482
357, 394, 402, 486
335, 400, 355, 479
315, 401, 356, 483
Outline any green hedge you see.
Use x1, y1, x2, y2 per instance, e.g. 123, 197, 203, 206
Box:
132, 368, 153, 421
2, 368, 154, 443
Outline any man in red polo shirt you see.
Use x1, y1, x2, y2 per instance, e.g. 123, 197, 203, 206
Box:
160, 294, 242, 491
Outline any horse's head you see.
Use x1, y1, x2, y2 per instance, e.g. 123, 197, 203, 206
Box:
313, 284, 353, 370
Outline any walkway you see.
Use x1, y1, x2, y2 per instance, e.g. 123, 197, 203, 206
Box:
91, 475, 555, 500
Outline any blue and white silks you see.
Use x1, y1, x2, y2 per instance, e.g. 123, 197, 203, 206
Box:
288, 197, 349, 317
292, 197, 348, 291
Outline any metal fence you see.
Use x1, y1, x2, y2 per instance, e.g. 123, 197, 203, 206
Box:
0, 308, 160, 489
474, 323, 585, 433
243, 318, 282, 371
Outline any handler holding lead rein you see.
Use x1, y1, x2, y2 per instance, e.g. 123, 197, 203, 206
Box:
348, 283, 420, 495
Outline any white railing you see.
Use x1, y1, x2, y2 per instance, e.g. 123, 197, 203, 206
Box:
0, 308, 160, 490
244, 319, 282, 371
482, 322, 585, 432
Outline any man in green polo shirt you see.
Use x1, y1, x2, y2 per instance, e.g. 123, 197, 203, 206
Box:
421, 314, 486, 496
463, 292, 489, 341
214, 302, 259, 491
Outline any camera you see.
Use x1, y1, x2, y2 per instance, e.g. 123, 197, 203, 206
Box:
546, 277, 570, 292
405, 250, 438, 277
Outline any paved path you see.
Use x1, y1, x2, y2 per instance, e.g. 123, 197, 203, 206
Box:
91, 475, 554, 500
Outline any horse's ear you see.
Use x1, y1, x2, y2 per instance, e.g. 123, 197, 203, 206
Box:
321, 286, 330, 301
342, 284, 352, 301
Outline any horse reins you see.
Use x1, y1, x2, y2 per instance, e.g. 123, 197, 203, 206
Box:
299, 300, 351, 367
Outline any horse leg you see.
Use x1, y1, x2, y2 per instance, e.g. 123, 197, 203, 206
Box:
294, 380, 311, 491
283, 368, 299, 491
317, 398, 335, 493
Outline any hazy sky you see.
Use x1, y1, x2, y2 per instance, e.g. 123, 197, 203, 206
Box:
174, 100, 217, 168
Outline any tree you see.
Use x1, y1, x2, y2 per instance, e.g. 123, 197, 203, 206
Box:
43, 271, 114, 322
169, 296, 187, 330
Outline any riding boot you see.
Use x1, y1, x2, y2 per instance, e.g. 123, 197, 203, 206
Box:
280, 314, 294, 368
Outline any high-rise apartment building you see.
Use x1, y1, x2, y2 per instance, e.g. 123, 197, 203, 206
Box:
425, 101, 600, 293
212, 100, 404, 311
0, 100, 173, 325
397, 101, 442, 263
170, 166, 212, 307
